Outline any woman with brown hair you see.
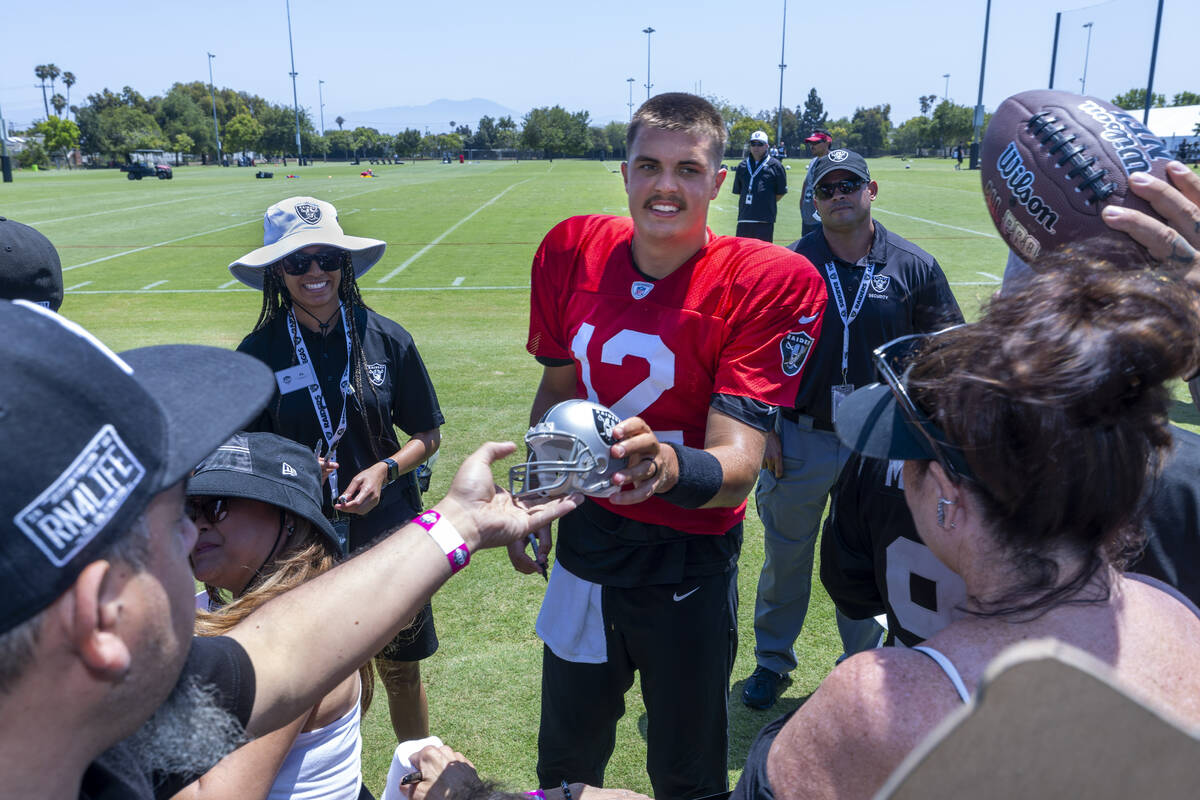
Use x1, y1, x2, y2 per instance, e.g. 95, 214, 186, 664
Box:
173, 432, 372, 800
734, 258, 1200, 799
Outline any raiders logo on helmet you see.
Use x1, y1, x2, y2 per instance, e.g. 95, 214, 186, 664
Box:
593, 407, 620, 446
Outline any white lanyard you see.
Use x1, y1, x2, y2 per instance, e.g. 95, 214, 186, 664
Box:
286, 305, 352, 502
744, 156, 768, 201
824, 260, 875, 383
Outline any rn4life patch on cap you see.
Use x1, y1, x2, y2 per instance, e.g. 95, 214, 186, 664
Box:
16, 425, 146, 566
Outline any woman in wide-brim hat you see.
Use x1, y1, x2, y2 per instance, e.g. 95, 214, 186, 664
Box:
178, 431, 373, 800
230, 196, 444, 744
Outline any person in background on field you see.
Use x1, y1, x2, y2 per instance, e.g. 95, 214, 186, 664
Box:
171, 432, 371, 800
0, 217, 63, 310
732, 130, 788, 242
230, 196, 444, 745
511, 93, 827, 799
743, 149, 962, 711
799, 130, 832, 237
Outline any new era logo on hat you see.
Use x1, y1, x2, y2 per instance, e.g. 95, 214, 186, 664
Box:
282, 462, 298, 477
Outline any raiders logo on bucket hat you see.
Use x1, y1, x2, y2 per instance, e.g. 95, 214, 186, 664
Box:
0, 300, 274, 635
228, 196, 386, 290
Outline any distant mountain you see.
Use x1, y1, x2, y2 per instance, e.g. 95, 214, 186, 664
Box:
338, 98, 520, 134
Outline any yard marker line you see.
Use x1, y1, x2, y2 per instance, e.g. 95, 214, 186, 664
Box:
951, 280, 1001, 286
977, 271, 1002, 281
62, 218, 260, 272
141, 280, 168, 290
29, 195, 211, 226
219, 279, 240, 289
66, 285, 529, 296
66, 281, 92, 291
376, 179, 533, 283
873, 207, 997, 239
451, 276, 464, 286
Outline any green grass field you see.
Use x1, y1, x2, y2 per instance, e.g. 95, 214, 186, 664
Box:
5, 157, 1197, 796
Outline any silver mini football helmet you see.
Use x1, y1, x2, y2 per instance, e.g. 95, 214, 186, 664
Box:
508, 399, 627, 499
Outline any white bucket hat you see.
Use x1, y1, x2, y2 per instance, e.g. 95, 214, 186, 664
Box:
228, 196, 386, 290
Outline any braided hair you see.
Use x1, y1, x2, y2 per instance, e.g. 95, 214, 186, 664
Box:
254, 252, 392, 462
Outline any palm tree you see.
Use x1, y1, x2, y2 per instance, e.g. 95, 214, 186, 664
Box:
335, 115, 345, 130
34, 65, 51, 119
46, 64, 61, 107
51, 94, 67, 118
62, 72, 76, 118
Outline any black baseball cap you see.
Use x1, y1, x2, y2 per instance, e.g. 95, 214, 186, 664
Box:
0, 301, 275, 635
188, 432, 343, 557
811, 149, 871, 185
0, 218, 63, 311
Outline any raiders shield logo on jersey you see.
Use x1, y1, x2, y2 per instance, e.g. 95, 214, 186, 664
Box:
631, 281, 654, 300
367, 362, 386, 386
295, 201, 322, 224
593, 407, 620, 446
871, 274, 891, 294
780, 331, 815, 377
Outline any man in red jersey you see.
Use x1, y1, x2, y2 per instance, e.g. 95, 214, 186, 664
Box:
509, 93, 828, 798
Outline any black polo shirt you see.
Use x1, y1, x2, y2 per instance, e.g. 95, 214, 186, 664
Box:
787, 221, 962, 425
732, 155, 788, 223
237, 305, 444, 519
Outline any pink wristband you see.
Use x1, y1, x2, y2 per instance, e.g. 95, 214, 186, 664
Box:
525, 792, 546, 800
412, 510, 470, 574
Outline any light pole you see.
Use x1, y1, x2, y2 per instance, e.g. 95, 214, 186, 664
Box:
942, 73, 950, 103
777, 0, 787, 146
1079, 22, 1094, 95
206, 52, 222, 166
318, 79, 326, 162
643, 27, 655, 101
969, 0, 992, 170
285, 0, 303, 163
627, 77, 635, 122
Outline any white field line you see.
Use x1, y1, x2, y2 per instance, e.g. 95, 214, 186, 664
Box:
977, 271, 1002, 281
219, 279, 240, 289
451, 276, 464, 286
141, 280, 168, 290
28, 194, 219, 226
951, 280, 1001, 286
65, 281, 92, 291
62, 218, 260, 272
376, 179, 533, 282
66, 285, 529, 296
873, 207, 997, 238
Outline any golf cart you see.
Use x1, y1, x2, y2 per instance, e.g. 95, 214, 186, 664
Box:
123, 149, 173, 180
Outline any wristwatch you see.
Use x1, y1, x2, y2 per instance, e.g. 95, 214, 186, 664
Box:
381, 457, 400, 485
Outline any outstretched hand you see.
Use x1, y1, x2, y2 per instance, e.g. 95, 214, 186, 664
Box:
1102, 161, 1200, 284
435, 442, 582, 553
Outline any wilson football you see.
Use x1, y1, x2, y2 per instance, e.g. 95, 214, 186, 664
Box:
980, 89, 1173, 268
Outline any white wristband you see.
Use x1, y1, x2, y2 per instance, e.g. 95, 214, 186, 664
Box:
412, 510, 469, 574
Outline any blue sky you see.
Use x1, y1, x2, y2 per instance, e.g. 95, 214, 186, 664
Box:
2, 0, 1196, 134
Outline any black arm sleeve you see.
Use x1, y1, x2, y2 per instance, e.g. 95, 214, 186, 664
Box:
535, 355, 575, 367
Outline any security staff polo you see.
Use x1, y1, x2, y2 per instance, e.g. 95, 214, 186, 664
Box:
732, 149, 788, 242
787, 220, 963, 425
237, 304, 444, 534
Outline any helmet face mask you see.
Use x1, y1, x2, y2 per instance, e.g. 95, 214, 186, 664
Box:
508, 400, 626, 499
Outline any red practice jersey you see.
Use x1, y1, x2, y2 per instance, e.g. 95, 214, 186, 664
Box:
527, 215, 827, 534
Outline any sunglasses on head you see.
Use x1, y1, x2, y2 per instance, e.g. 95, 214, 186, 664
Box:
872, 327, 975, 484
815, 177, 868, 199
187, 497, 229, 525
279, 249, 345, 276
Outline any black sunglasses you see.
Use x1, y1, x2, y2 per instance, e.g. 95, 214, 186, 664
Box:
749, 141, 767, 146
815, 177, 869, 199
872, 327, 975, 483
279, 249, 345, 276
186, 497, 229, 525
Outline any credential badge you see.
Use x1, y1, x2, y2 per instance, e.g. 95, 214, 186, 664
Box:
295, 201, 322, 224
367, 362, 386, 387
780, 331, 815, 377
631, 281, 654, 300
